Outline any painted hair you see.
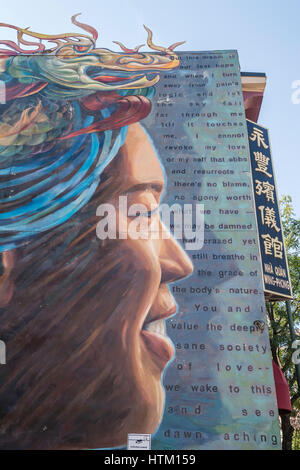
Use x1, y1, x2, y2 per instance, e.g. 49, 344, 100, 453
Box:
0, 14, 183, 251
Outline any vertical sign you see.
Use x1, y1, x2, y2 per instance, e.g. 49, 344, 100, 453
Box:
143, 51, 281, 450
247, 119, 293, 300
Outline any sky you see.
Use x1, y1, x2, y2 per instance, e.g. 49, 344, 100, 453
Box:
1, 0, 299, 216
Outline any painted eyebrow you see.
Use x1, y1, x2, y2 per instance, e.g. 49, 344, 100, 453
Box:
122, 182, 164, 194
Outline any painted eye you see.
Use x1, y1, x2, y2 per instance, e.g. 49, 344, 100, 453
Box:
136, 207, 159, 219
74, 45, 90, 53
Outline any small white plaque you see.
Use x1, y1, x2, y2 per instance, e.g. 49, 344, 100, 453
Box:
127, 433, 151, 450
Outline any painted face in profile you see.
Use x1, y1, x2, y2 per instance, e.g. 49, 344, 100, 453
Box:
93, 123, 194, 445
0, 123, 193, 450
0, 13, 192, 451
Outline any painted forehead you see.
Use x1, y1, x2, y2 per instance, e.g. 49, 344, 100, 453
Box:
117, 124, 164, 189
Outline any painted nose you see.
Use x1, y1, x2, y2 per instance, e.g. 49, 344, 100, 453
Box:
159, 229, 193, 284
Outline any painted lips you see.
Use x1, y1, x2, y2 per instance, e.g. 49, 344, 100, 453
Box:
141, 306, 176, 369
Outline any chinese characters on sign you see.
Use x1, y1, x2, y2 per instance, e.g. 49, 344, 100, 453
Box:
247, 120, 292, 300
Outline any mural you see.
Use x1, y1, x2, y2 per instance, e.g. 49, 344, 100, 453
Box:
0, 15, 192, 449
0, 15, 280, 450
